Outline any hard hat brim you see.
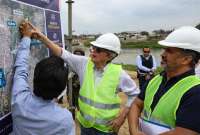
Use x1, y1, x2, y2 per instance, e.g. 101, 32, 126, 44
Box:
158, 40, 189, 47
90, 41, 102, 48
90, 41, 120, 54
158, 40, 200, 52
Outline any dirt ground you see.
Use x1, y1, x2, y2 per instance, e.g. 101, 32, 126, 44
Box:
61, 70, 138, 135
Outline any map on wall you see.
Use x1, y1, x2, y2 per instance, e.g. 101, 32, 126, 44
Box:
0, 0, 63, 134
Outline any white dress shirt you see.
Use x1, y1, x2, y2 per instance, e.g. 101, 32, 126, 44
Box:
61, 49, 139, 107
136, 54, 157, 72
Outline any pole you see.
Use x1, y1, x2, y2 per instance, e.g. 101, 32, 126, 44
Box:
65, 0, 74, 114
66, 0, 74, 49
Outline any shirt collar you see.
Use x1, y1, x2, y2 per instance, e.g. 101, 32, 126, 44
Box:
94, 63, 110, 72
143, 55, 151, 59
160, 69, 195, 82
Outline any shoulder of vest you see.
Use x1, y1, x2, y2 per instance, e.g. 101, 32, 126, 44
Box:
87, 59, 93, 65
153, 74, 162, 79
181, 75, 200, 82
109, 63, 122, 69
146, 74, 162, 86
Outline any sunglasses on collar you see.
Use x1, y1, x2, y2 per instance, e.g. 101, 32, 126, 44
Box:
90, 45, 109, 53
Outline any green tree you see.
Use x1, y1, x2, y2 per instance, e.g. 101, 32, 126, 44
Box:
140, 31, 149, 36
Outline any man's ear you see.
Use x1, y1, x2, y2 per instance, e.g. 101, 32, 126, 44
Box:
182, 55, 193, 65
105, 52, 112, 62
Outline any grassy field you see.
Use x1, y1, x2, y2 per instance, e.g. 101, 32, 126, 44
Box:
121, 40, 164, 49
83, 39, 165, 49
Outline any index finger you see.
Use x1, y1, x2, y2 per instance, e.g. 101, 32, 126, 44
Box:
27, 22, 37, 30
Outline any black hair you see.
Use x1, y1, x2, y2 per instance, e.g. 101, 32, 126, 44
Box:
33, 56, 68, 100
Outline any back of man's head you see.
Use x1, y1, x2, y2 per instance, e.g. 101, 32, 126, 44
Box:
33, 56, 68, 100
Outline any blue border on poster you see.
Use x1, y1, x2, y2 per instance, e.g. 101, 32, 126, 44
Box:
45, 10, 63, 46
17, 0, 60, 11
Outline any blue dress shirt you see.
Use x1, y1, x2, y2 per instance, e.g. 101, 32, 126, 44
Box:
11, 37, 75, 135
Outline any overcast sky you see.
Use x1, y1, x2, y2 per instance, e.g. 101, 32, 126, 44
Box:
60, 0, 200, 35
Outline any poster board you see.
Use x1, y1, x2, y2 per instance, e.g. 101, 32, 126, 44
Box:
0, 0, 63, 134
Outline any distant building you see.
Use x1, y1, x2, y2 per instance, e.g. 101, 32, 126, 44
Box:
117, 31, 148, 42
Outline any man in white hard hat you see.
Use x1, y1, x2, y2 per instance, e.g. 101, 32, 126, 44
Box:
21, 22, 139, 135
128, 26, 200, 135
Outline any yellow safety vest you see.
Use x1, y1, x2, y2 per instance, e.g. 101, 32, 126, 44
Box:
140, 75, 200, 134
77, 59, 122, 132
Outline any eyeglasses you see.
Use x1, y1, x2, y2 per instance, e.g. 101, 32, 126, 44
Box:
143, 51, 150, 53
89, 46, 108, 53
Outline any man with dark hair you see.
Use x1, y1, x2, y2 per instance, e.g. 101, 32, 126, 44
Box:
136, 47, 157, 89
128, 26, 200, 135
11, 21, 75, 135
33, 56, 68, 100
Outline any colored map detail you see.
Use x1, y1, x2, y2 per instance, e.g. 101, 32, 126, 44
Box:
0, 0, 48, 118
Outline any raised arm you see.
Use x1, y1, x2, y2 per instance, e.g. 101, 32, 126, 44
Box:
23, 21, 88, 77
38, 34, 62, 57
12, 21, 32, 103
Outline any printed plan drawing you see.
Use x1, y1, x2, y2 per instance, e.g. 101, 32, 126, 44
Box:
0, 0, 48, 118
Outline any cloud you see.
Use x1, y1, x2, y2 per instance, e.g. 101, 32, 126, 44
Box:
61, 0, 200, 34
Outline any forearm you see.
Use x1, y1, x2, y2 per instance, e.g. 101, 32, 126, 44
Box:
110, 104, 130, 133
159, 127, 199, 135
124, 96, 138, 118
128, 98, 143, 135
14, 37, 30, 67
128, 105, 140, 134
119, 105, 130, 120
40, 35, 62, 56
138, 64, 151, 72
12, 37, 31, 97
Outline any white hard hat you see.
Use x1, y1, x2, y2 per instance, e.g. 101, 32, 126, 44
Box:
158, 26, 200, 53
90, 33, 121, 54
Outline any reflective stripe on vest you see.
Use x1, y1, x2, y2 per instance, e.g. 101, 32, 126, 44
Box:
79, 95, 120, 110
143, 75, 200, 130
77, 59, 121, 132
79, 110, 110, 125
